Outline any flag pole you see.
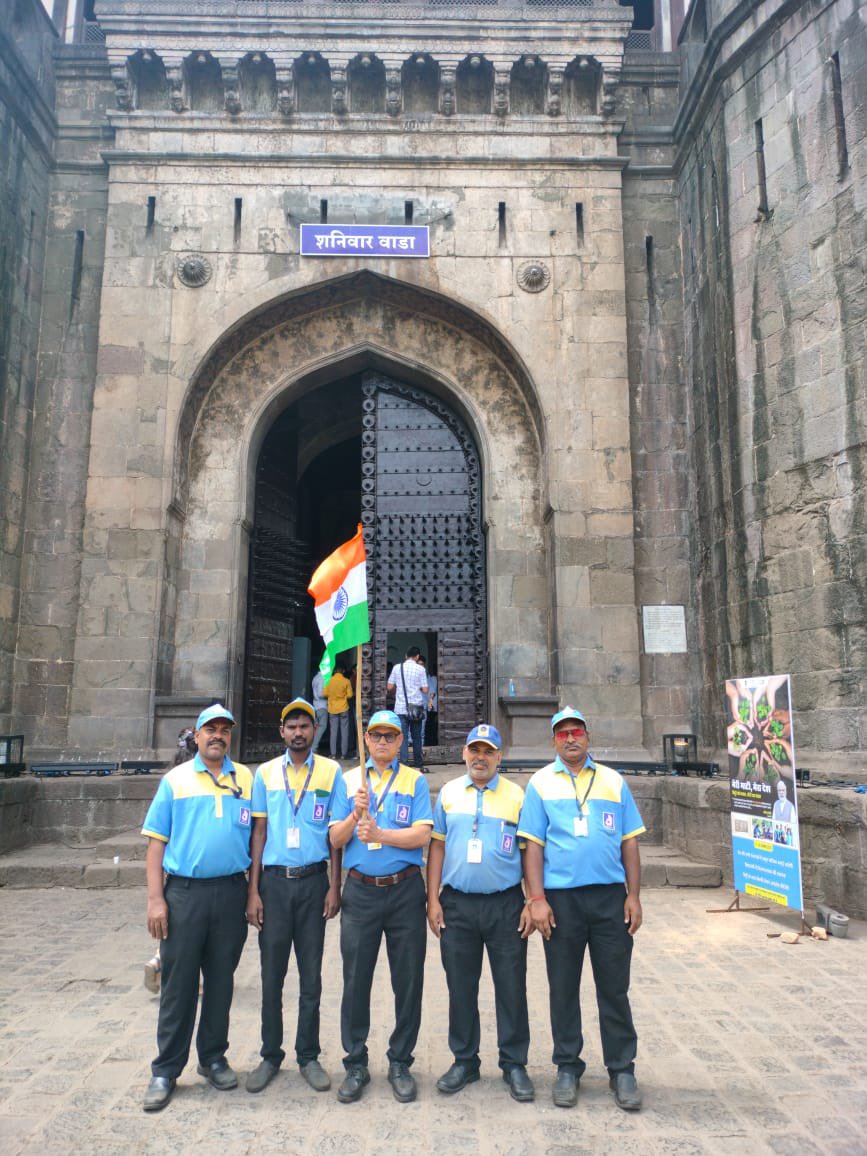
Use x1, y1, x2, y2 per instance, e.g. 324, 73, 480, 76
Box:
354, 642, 364, 769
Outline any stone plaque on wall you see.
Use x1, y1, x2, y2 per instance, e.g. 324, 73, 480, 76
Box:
642, 605, 687, 654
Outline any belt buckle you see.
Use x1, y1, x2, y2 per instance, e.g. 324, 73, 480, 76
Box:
376, 873, 397, 888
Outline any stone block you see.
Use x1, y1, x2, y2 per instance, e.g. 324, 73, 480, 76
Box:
82, 862, 120, 888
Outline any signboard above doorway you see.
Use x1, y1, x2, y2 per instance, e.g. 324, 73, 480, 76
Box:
300, 224, 430, 257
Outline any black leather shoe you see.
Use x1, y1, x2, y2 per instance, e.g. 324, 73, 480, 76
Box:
503, 1066, 535, 1102
436, 1061, 480, 1094
553, 1069, 579, 1108
337, 1065, 370, 1103
387, 1061, 417, 1103
246, 1060, 279, 1093
196, 1059, 238, 1090
300, 1060, 331, 1092
610, 1071, 642, 1111
143, 1075, 176, 1112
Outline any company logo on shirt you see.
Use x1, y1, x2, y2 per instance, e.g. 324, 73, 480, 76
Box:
312, 801, 326, 822
395, 803, 410, 824
239, 806, 251, 827
602, 811, 615, 831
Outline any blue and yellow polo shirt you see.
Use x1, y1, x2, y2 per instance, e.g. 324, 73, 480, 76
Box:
331, 758, 433, 875
517, 756, 645, 889
252, 751, 341, 868
142, 754, 254, 878
432, 772, 524, 894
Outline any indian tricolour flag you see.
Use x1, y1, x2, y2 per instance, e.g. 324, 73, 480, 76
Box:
307, 523, 371, 685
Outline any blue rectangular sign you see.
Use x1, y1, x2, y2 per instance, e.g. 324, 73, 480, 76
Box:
300, 223, 430, 258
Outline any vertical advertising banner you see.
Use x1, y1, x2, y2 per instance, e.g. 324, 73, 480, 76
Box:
726, 674, 803, 910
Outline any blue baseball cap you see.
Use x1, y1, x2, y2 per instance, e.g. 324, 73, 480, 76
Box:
281, 697, 316, 722
196, 704, 235, 729
367, 710, 403, 734
466, 724, 503, 750
551, 706, 588, 732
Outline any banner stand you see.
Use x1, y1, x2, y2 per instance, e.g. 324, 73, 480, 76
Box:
707, 891, 768, 915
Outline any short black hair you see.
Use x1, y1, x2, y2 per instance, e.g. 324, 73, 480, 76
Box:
406, 646, 421, 659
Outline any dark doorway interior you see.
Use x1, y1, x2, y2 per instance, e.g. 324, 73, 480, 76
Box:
242, 370, 486, 762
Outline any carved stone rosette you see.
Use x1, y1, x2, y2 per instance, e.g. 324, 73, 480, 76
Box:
517, 260, 550, 293
176, 253, 213, 288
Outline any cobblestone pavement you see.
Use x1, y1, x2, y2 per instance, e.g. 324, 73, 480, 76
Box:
0, 887, 864, 1156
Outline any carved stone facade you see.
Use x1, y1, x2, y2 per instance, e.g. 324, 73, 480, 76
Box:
1, 0, 864, 770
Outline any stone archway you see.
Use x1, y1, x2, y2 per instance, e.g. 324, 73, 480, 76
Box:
161, 272, 549, 743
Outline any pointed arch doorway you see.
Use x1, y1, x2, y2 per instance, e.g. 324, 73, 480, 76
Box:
242, 369, 487, 762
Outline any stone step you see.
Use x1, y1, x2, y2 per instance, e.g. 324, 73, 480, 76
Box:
640, 844, 723, 888
0, 840, 723, 890
96, 830, 147, 860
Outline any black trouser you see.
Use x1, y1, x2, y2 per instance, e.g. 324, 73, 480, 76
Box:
258, 867, 329, 1067
398, 714, 424, 768
152, 873, 248, 1079
543, 883, 636, 1077
439, 883, 529, 1072
339, 870, 426, 1068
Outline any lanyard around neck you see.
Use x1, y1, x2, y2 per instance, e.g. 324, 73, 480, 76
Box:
281, 753, 315, 819
565, 766, 596, 816
202, 762, 241, 799
367, 763, 399, 816
471, 784, 487, 838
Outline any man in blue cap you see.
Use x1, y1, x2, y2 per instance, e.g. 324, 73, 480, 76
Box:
518, 707, 645, 1112
245, 697, 343, 1095
427, 724, 535, 1101
141, 704, 253, 1112
329, 710, 433, 1104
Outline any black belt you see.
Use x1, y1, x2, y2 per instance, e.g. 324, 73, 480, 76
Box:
264, 862, 328, 880
167, 872, 246, 887
348, 864, 420, 888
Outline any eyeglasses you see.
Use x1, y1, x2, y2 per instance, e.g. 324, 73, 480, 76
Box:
368, 731, 400, 743
555, 726, 587, 741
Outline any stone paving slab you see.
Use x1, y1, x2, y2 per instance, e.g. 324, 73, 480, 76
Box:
0, 888, 864, 1155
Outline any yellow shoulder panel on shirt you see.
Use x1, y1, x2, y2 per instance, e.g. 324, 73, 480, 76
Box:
586, 763, 626, 805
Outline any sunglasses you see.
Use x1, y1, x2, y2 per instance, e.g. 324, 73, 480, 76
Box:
555, 726, 587, 740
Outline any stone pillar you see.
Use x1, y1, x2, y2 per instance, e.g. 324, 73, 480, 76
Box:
275, 60, 295, 118
546, 65, 564, 117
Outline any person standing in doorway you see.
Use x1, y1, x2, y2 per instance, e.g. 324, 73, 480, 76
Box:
325, 662, 353, 760
387, 647, 428, 771
311, 668, 328, 754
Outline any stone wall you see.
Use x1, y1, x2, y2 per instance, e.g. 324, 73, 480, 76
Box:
3, 773, 864, 918
10, 41, 114, 754
0, 0, 55, 733
677, 0, 866, 770
620, 52, 696, 756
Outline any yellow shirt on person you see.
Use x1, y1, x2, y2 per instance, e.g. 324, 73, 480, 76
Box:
325, 672, 353, 714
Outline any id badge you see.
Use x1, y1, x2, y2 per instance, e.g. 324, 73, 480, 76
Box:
367, 842, 383, 851
467, 838, 483, 864
286, 827, 301, 849
573, 816, 588, 838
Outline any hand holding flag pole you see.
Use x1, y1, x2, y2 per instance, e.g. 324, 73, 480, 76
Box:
308, 524, 371, 812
